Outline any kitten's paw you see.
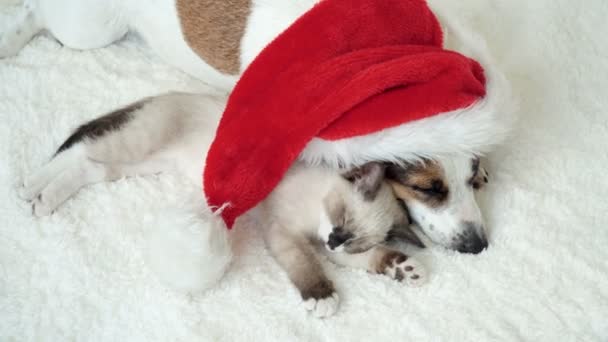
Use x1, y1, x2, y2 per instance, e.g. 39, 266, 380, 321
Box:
18, 180, 40, 201
19, 165, 58, 201
301, 281, 339, 318
379, 251, 427, 287
31, 194, 54, 217
303, 292, 339, 318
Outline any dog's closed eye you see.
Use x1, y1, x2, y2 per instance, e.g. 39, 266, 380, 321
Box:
410, 179, 447, 196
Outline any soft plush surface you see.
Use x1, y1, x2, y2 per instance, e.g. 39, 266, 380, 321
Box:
1, 0, 607, 341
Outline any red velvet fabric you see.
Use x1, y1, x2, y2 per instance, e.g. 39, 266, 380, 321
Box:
204, 0, 486, 228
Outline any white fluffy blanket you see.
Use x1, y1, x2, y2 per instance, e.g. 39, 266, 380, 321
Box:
1, 1, 607, 341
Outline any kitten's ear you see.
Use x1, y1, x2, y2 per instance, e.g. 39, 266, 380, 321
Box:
387, 223, 425, 248
343, 162, 387, 200
323, 191, 346, 226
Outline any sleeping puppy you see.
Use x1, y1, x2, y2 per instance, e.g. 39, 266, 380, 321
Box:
386, 158, 490, 254
5, 0, 492, 254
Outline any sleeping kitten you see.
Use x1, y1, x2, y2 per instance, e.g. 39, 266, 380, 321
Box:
259, 161, 427, 318
19, 92, 427, 318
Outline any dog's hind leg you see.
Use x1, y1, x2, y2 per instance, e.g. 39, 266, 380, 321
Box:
0, 1, 42, 58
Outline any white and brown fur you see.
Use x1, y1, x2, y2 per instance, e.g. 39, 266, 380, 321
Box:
4, 0, 493, 253
18, 92, 427, 317
0, 0, 494, 253
0, 0, 313, 91
260, 162, 426, 317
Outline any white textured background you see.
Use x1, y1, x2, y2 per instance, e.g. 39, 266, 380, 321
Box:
1, 0, 607, 341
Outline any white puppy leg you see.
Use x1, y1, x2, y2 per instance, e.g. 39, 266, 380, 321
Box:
0, 2, 42, 57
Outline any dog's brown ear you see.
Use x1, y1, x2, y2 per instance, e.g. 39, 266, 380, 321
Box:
386, 223, 425, 248
343, 162, 387, 200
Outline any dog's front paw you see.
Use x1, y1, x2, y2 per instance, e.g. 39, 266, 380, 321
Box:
378, 251, 427, 287
301, 280, 340, 318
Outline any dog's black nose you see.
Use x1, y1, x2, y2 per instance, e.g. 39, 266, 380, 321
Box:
457, 236, 487, 254
455, 223, 488, 254
327, 227, 354, 250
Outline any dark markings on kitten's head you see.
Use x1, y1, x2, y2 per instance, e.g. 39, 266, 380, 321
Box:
342, 162, 387, 201
55, 100, 145, 155
327, 226, 354, 250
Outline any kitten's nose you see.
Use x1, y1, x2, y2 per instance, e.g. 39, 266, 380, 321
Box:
327, 227, 353, 250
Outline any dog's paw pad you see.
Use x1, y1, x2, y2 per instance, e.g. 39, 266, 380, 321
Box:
302, 292, 339, 318
389, 257, 427, 287
379, 251, 426, 287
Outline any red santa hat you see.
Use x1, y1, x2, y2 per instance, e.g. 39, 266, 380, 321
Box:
203, 0, 515, 228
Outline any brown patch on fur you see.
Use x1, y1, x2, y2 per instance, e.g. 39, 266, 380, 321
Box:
300, 279, 335, 300
176, 0, 251, 75
386, 161, 449, 208
56, 101, 145, 155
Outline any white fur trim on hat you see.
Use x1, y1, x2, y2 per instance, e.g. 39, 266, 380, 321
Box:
144, 193, 232, 294
299, 11, 517, 168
